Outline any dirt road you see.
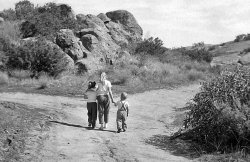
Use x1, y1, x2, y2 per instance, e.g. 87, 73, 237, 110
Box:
0, 84, 200, 162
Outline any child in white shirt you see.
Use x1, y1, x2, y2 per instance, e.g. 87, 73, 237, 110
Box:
84, 81, 97, 129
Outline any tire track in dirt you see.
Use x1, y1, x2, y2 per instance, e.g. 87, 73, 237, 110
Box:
0, 84, 200, 162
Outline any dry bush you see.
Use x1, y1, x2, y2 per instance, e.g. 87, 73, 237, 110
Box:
184, 66, 250, 152
186, 69, 205, 82
181, 61, 210, 72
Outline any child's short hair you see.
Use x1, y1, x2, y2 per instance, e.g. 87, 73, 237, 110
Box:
88, 81, 96, 89
121, 92, 128, 100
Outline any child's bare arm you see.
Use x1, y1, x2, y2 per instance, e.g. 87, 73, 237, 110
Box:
126, 105, 129, 117
83, 91, 88, 99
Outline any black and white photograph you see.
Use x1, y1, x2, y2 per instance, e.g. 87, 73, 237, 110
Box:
0, 0, 250, 161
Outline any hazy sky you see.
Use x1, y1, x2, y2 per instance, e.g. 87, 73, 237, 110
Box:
1, 0, 250, 47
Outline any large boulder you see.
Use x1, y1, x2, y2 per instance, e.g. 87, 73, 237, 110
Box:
238, 52, 250, 65
56, 29, 90, 61
106, 10, 143, 37
97, 13, 110, 23
80, 34, 99, 51
75, 57, 101, 73
77, 26, 119, 58
105, 21, 129, 47
76, 14, 106, 29
73, 10, 144, 73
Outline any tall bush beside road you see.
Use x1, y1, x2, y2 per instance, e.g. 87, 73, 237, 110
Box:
6, 38, 67, 77
184, 66, 250, 151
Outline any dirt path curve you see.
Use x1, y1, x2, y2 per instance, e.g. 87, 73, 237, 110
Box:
0, 84, 200, 162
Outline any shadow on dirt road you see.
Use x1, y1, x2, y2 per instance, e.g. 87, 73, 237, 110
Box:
0, 84, 200, 162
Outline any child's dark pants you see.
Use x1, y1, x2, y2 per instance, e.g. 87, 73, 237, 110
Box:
116, 110, 127, 131
87, 102, 97, 127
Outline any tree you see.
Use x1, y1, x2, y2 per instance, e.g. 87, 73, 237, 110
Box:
20, 2, 77, 40
135, 37, 167, 55
15, 0, 34, 19
0, 9, 17, 21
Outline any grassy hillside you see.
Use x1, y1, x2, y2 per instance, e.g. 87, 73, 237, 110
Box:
210, 40, 250, 57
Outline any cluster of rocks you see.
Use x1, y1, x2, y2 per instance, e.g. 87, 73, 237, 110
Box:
21, 4, 143, 73
234, 34, 250, 42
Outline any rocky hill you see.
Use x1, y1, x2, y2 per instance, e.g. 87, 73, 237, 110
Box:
0, 3, 143, 73
209, 37, 250, 66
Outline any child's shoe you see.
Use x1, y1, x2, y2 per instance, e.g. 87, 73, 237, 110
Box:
117, 129, 121, 133
99, 124, 104, 130
123, 129, 126, 132
88, 123, 92, 127
92, 122, 96, 129
104, 123, 108, 129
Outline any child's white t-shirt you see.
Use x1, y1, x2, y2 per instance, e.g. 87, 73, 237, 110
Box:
85, 89, 97, 102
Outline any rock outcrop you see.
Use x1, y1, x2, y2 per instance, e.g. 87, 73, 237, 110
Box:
17, 3, 143, 73
75, 10, 143, 69
97, 13, 111, 23
106, 10, 143, 38
56, 29, 90, 61
238, 52, 250, 65
234, 34, 250, 42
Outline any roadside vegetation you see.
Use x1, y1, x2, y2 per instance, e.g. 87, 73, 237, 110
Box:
170, 66, 250, 161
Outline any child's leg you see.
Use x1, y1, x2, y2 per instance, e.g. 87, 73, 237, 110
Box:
122, 111, 127, 131
87, 103, 92, 126
92, 102, 97, 128
116, 111, 122, 131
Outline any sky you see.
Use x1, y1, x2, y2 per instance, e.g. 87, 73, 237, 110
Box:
0, 0, 250, 48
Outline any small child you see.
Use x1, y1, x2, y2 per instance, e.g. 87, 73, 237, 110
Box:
114, 92, 129, 133
84, 81, 97, 129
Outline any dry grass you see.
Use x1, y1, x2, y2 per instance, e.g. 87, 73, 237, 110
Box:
0, 71, 9, 85
210, 40, 250, 56
8, 70, 31, 80
198, 151, 250, 162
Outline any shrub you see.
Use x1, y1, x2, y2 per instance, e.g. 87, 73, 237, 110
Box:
6, 38, 67, 76
0, 8, 17, 21
20, 2, 77, 40
186, 69, 204, 81
184, 66, 250, 152
15, 0, 34, 20
135, 37, 167, 55
178, 44, 213, 63
208, 45, 216, 51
